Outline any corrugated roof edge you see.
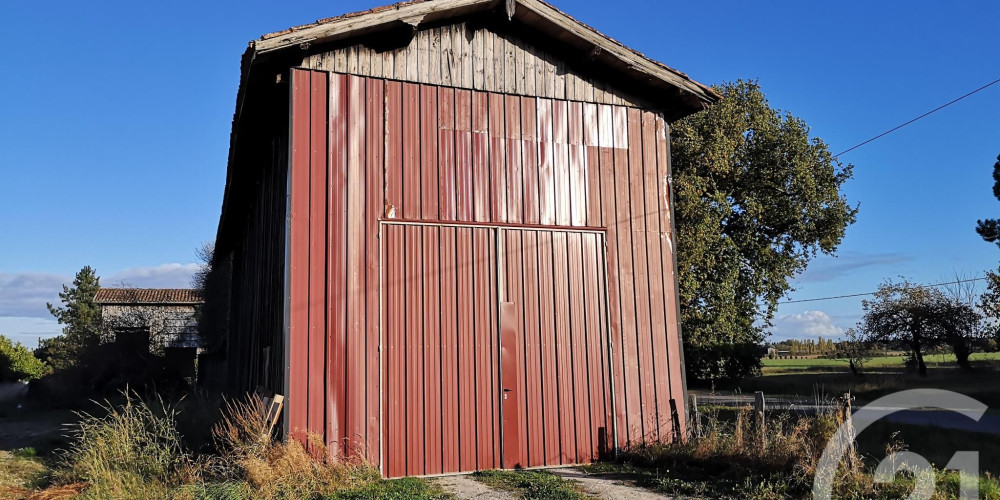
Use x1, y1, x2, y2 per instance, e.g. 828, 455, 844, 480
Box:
250, 0, 720, 104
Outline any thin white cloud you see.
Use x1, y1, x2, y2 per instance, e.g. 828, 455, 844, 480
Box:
108, 263, 200, 288
0, 316, 61, 349
0, 271, 69, 318
770, 310, 845, 341
795, 251, 912, 283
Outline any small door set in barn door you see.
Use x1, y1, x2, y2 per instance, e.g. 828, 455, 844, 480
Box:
499, 301, 522, 469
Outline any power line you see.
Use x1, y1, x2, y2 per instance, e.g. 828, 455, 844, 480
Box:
783, 276, 988, 305
834, 76, 1000, 157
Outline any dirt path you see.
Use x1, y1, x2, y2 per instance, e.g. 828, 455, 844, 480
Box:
549, 468, 673, 499
432, 474, 517, 499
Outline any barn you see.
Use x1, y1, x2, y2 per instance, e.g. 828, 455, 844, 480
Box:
208, 0, 718, 478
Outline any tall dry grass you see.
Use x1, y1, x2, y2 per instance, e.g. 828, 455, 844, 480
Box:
31, 392, 379, 499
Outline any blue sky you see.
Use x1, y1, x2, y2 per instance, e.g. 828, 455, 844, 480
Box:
1, 0, 999, 346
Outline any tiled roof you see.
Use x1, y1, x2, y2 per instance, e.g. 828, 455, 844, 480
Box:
93, 288, 203, 305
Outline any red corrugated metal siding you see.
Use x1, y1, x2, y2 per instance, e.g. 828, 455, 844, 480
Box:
286, 68, 686, 475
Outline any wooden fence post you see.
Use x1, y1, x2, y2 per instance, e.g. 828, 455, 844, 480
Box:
689, 394, 701, 438
754, 391, 766, 442
841, 392, 857, 467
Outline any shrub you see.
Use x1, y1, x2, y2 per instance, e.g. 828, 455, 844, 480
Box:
0, 335, 46, 382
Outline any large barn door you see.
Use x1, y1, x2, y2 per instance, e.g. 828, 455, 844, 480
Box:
381, 222, 614, 477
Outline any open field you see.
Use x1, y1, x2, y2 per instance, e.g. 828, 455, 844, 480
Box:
762, 352, 1000, 374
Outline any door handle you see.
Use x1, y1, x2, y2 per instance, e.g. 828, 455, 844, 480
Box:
503, 388, 513, 392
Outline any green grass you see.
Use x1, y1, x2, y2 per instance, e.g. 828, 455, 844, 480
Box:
472, 470, 595, 499
737, 354, 1000, 407
762, 352, 1000, 374
327, 477, 453, 499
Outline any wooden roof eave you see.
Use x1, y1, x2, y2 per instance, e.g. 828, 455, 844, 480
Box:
249, 0, 719, 113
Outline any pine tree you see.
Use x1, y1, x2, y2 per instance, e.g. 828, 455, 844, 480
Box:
38, 266, 102, 369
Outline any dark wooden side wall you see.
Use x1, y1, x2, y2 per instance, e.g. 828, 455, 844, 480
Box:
287, 67, 686, 469
220, 77, 289, 401
302, 21, 651, 108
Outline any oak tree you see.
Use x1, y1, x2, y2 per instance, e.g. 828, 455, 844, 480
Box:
671, 80, 857, 381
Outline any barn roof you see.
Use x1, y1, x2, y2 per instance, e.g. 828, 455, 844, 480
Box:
94, 288, 203, 305
247, 0, 719, 112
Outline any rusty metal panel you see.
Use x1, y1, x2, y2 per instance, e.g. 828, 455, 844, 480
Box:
566, 232, 591, 462
642, 110, 672, 441
520, 230, 544, 467
626, 107, 656, 442
504, 96, 523, 223
385, 81, 403, 218
288, 69, 312, 442
311, 71, 331, 447
422, 225, 443, 475
344, 75, 367, 455
567, 102, 587, 227
520, 97, 540, 225
472, 92, 491, 223
404, 225, 425, 475
488, 93, 508, 222
656, 115, 687, 436
537, 98, 554, 226
456, 227, 476, 471
384, 224, 405, 477
551, 231, 575, 463
439, 226, 459, 473
364, 78, 384, 462
582, 232, 612, 458
583, 103, 602, 227
597, 104, 627, 448
534, 230, 560, 464
420, 85, 440, 220
455, 90, 474, 222
552, 100, 571, 227
402, 83, 421, 220
473, 228, 499, 469
438, 88, 457, 220
612, 105, 642, 445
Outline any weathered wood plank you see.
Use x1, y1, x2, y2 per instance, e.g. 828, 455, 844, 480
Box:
417, 28, 430, 83
405, 32, 418, 82
358, 44, 371, 75
371, 47, 384, 77
514, 38, 525, 95
503, 34, 516, 94
429, 27, 442, 85
523, 42, 536, 96
441, 24, 454, 87
335, 48, 347, 73
483, 29, 495, 92
454, 22, 467, 88
472, 26, 484, 90
493, 30, 504, 93
554, 58, 566, 100
347, 45, 359, 74
394, 45, 407, 81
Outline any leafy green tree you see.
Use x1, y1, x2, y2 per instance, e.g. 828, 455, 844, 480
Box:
0, 335, 47, 382
40, 266, 102, 370
671, 80, 858, 381
835, 328, 872, 377
859, 280, 981, 376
